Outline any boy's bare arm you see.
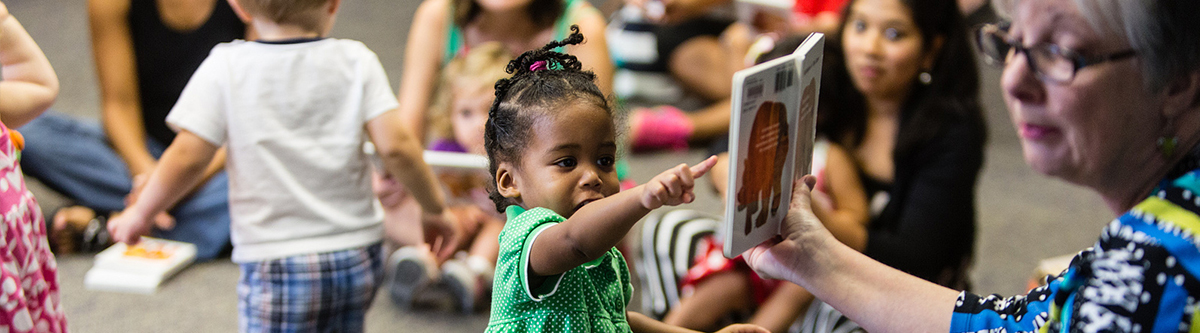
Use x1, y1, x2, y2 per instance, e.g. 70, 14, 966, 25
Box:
0, 2, 58, 128
529, 157, 717, 277
365, 109, 461, 259
109, 131, 218, 243
89, 0, 156, 176
365, 109, 445, 214
200, 147, 228, 183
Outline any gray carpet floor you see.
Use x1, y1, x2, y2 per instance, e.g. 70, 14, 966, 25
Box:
7, 0, 1111, 331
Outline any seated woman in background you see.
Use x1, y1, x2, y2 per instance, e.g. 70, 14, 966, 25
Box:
394, 0, 612, 143
19, 0, 247, 259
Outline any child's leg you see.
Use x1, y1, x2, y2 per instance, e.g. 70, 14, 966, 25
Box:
18, 112, 132, 213
238, 244, 384, 333
467, 216, 502, 264
662, 271, 752, 331
375, 172, 441, 309
374, 170, 424, 248
749, 282, 815, 333
440, 215, 503, 313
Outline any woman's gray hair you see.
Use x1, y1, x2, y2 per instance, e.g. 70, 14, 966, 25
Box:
994, 0, 1200, 92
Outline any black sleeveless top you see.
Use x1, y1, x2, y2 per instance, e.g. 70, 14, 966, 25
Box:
129, 0, 244, 145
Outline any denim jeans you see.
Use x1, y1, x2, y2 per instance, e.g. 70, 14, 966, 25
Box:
18, 111, 231, 260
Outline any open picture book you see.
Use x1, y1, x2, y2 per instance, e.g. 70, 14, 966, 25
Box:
84, 237, 197, 294
723, 33, 824, 258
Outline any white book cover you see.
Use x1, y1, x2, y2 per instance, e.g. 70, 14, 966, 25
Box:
735, 0, 794, 26
723, 33, 824, 258
84, 237, 197, 294
363, 142, 489, 170
421, 150, 489, 170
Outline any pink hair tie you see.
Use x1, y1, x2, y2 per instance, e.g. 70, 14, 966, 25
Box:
530, 60, 548, 71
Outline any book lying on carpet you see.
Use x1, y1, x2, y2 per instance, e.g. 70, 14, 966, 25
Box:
723, 33, 824, 258
84, 237, 197, 294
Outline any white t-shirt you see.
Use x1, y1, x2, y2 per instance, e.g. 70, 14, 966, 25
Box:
166, 39, 397, 262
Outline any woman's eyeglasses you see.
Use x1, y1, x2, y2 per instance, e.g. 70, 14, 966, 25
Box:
974, 22, 1136, 84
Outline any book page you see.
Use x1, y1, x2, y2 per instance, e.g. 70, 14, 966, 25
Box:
723, 33, 824, 258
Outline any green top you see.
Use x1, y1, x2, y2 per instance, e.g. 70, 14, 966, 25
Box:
486, 206, 634, 333
443, 0, 586, 64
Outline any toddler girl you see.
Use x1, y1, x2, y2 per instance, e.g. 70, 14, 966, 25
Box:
483, 27, 765, 333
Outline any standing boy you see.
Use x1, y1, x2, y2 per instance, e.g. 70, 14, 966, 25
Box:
107, 0, 460, 331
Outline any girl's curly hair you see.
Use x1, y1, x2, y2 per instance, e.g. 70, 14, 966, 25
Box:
483, 26, 613, 212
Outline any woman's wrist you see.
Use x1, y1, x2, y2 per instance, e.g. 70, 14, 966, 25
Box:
780, 217, 842, 286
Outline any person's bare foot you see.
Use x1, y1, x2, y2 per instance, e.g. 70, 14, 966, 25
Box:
51, 205, 95, 254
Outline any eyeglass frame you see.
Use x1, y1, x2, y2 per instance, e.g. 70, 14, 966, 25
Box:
973, 22, 1137, 84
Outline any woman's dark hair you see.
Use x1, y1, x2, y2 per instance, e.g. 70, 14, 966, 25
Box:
823, 0, 986, 158
484, 26, 612, 212
454, 0, 564, 29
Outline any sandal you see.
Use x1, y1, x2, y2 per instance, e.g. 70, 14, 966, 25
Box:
50, 206, 94, 254
79, 215, 112, 252
629, 106, 694, 152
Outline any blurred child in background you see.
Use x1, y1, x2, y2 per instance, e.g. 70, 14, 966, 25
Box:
381, 42, 512, 314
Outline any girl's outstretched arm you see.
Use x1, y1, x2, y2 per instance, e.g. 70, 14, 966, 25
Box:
528, 156, 717, 278
0, 1, 58, 128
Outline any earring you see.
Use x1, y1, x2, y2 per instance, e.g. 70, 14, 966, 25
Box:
1158, 136, 1179, 158
918, 71, 932, 85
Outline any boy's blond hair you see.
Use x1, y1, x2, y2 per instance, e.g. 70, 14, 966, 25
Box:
238, 0, 331, 31
429, 42, 513, 141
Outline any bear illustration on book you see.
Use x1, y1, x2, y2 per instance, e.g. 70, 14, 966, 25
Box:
736, 100, 789, 235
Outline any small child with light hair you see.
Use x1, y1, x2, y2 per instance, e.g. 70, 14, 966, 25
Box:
381, 42, 512, 313
107, 0, 459, 331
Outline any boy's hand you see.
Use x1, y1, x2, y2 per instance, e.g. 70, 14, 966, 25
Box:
126, 174, 176, 230
371, 171, 409, 208
107, 208, 154, 245
641, 156, 718, 210
449, 205, 487, 236
714, 324, 770, 333
421, 210, 462, 262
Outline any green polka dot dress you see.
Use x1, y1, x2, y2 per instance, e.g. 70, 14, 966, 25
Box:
486, 206, 634, 333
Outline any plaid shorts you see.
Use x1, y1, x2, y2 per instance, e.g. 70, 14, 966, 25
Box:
238, 243, 384, 333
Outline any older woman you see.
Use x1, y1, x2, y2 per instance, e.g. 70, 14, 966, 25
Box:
743, 0, 1200, 331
